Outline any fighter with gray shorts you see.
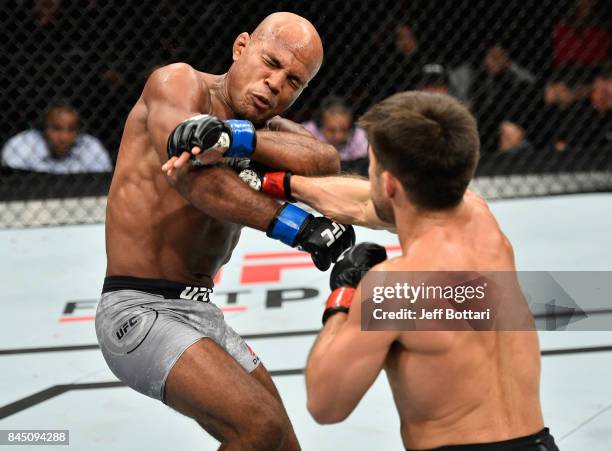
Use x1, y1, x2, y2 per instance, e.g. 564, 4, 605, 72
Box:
95, 276, 260, 402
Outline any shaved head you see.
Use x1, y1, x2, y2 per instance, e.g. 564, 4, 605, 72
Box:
226, 12, 324, 123
251, 12, 324, 78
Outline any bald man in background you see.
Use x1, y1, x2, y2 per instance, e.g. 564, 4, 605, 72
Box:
97, 13, 355, 450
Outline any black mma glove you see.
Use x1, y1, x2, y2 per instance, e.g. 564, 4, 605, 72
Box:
167, 114, 256, 162
266, 203, 355, 271
322, 243, 388, 324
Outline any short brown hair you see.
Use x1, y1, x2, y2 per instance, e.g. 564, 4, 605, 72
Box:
358, 92, 480, 210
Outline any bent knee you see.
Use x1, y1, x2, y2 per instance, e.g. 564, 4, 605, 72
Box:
245, 401, 289, 447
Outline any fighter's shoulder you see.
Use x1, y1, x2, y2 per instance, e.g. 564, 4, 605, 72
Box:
367, 256, 405, 273
465, 191, 502, 230
146, 63, 201, 90
144, 63, 211, 107
465, 191, 512, 246
464, 192, 516, 265
464, 190, 488, 209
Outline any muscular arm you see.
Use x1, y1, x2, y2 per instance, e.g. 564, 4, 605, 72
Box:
306, 279, 398, 424
291, 175, 395, 230
169, 164, 282, 231
253, 117, 340, 176
144, 63, 282, 231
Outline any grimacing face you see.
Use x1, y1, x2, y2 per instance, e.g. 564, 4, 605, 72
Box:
368, 147, 395, 223
228, 35, 315, 124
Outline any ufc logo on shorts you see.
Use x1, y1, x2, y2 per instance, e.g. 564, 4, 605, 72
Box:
116, 316, 138, 341
180, 287, 212, 302
320, 223, 347, 247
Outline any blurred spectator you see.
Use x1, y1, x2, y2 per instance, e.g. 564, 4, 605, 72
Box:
483, 45, 537, 86
417, 64, 450, 94
33, 0, 62, 27
448, 60, 477, 105
392, 23, 423, 85
502, 67, 585, 152
3, 0, 68, 137
552, 62, 612, 150
545, 70, 583, 109
525, 67, 586, 149
1, 101, 112, 173
64, 0, 148, 152
472, 45, 537, 152
498, 121, 531, 153
552, 0, 611, 69
372, 23, 431, 103
302, 97, 369, 175
449, 45, 537, 108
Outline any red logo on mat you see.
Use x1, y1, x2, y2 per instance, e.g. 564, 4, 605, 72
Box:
246, 343, 257, 357
241, 250, 313, 284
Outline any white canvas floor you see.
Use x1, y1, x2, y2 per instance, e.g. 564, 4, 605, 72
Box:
1, 192, 611, 450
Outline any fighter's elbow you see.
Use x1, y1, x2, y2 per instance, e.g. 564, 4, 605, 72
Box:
165, 165, 221, 206
324, 144, 341, 175
306, 395, 349, 425
312, 143, 340, 176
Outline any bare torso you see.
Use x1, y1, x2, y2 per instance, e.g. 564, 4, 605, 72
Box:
384, 193, 544, 449
106, 72, 241, 283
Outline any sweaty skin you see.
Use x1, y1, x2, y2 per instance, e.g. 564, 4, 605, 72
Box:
106, 12, 336, 284
303, 174, 544, 448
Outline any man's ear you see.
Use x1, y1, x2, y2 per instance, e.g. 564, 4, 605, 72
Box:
232, 32, 251, 62
382, 170, 397, 199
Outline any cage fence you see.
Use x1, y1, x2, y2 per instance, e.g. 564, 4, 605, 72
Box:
1, 0, 610, 227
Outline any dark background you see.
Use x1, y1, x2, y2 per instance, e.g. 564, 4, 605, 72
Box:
1, 0, 611, 202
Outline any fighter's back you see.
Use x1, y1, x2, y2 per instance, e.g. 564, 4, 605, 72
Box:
105, 64, 242, 284
386, 193, 543, 449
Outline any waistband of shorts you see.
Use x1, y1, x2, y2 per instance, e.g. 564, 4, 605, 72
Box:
406, 428, 555, 451
102, 275, 213, 300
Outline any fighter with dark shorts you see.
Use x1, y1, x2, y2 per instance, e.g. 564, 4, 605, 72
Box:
238, 92, 560, 450
95, 12, 354, 450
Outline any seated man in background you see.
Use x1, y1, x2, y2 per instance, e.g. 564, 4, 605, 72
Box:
303, 96, 369, 175
1, 101, 112, 173
507, 63, 612, 153
501, 66, 590, 152
552, 62, 612, 151
472, 45, 536, 153
527, 67, 582, 151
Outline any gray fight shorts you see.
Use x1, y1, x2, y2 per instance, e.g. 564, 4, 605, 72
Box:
95, 276, 260, 402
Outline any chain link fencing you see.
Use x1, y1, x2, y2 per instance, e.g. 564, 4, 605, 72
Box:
1, 0, 611, 227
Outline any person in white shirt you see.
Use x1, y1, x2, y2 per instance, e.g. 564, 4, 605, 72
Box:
1, 101, 112, 173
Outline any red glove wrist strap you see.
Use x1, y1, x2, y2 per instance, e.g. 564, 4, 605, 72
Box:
325, 287, 356, 310
322, 287, 356, 324
262, 172, 287, 199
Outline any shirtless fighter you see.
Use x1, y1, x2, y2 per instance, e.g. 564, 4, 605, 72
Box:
236, 92, 559, 449
95, 12, 354, 450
